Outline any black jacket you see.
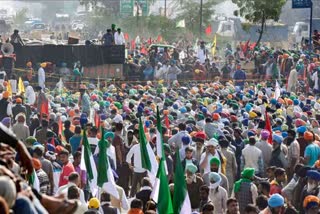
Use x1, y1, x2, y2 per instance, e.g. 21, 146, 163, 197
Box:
0, 99, 9, 121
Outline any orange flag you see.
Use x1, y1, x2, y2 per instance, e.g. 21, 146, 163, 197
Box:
40, 100, 49, 119
94, 111, 100, 128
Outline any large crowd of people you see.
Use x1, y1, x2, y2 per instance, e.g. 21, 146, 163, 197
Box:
1, 26, 320, 214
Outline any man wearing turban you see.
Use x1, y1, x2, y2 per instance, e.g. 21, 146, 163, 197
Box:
232, 168, 258, 213
300, 131, 320, 166
185, 163, 204, 210
33, 158, 50, 194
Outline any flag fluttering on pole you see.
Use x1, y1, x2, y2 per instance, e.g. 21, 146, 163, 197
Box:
265, 111, 273, 144
156, 107, 165, 158
139, 117, 158, 183
157, 35, 163, 43
124, 33, 129, 41
80, 128, 98, 196
94, 111, 100, 128
275, 81, 281, 100
29, 169, 40, 192
176, 19, 186, 28
205, 25, 212, 36
211, 34, 217, 56
40, 99, 49, 119
18, 77, 25, 94
151, 158, 173, 214
6, 80, 12, 96
173, 148, 192, 214
96, 126, 119, 199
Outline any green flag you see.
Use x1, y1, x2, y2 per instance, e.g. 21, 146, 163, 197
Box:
173, 149, 192, 214
139, 117, 151, 171
156, 106, 165, 158
97, 126, 108, 186
151, 158, 173, 214
80, 128, 98, 196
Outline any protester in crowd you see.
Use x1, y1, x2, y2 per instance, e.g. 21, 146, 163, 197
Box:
241, 136, 264, 177
12, 113, 29, 141
58, 150, 75, 187
208, 172, 228, 214
186, 163, 203, 210
233, 168, 258, 213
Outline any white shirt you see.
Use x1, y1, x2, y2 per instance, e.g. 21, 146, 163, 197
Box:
241, 145, 263, 174
312, 71, 319, 90
209, 186, 228, 214
114, 32, 125, 45
200, 150, 221, 174
197, 48, 206, 64
168, 131, 192, 149
126, 144, 146, 173
55, 182, 86, 204
38, 67, 45, 89
25, 85, 36, 105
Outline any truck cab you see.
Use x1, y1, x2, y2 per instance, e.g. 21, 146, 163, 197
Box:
292, 22, 309, 43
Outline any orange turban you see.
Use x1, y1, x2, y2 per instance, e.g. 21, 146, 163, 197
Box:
32, 158, 42, 170
212, 113, 220, 121
303, 195, 319, 209
304, 131, 314, 141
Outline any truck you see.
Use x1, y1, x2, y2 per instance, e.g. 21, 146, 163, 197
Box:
291, 18, 320, 44
212, 17, 288, 43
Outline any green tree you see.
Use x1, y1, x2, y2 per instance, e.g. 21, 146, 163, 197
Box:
232, 0, 286, 46
13, 8, 28, 26
176, 0, 223, 38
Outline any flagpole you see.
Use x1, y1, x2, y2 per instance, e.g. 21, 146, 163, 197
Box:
199, 0, 203, 39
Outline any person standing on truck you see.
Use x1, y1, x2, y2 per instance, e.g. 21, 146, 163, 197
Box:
102, 29, 114, 46
312, 30, 320, 51
10, 29, 24, 50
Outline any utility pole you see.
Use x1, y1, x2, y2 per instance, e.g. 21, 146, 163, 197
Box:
200, 0, 203, 39
164, 0, 167, 17
309, 0, 313, 50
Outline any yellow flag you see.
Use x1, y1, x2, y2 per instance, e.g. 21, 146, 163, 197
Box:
211, 34, 217, 56
6, 80, 12, 96
18, 77, 25, 94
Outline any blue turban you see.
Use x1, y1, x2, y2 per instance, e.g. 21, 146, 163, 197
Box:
242, 118, 249, 127
270, 98, 277, 105
297, 126, 307, 134
306, 170, 320, 181
209, 172, 221, 184
268, 194, 284, 208
272, 134, 283, 144
182, 136, 190, 145
104, 132, 115, 140
180, 107, 187, 113
293, 99, 299, 106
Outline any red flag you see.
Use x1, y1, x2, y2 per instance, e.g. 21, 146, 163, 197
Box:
157, 35, 163, 43
242, 39, 250, 53
265, 111, 273, 144
124, 33, 129, 41
40, 99, 49, 120
94, 111, 100, 128
49, 137, 56, 147
205, 25, 212, 36
131, 40, 136, 50
250, 42, 257, 50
